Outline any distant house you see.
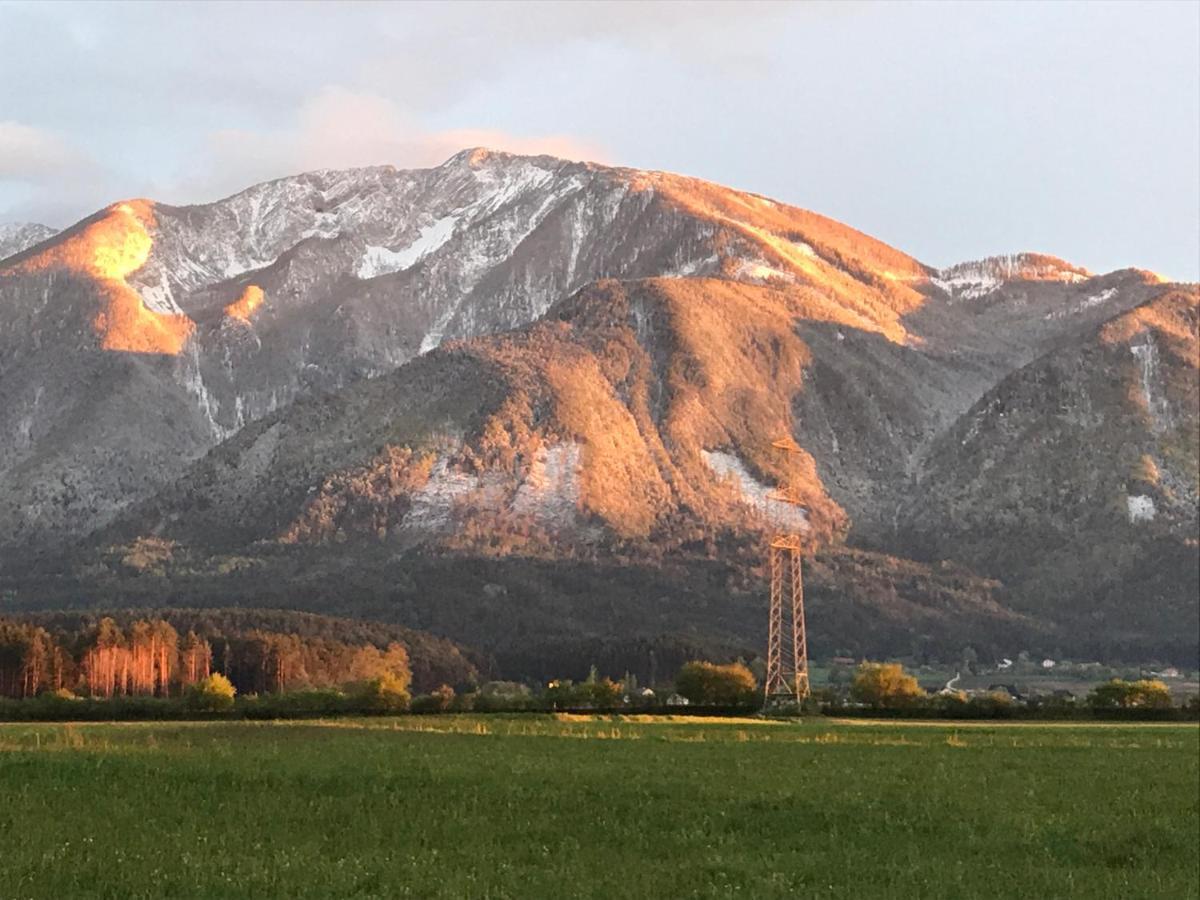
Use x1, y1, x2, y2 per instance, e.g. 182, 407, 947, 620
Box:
1041, 658, 1056, 669
665, 693, 690, 707
997, 658, 1013, 670
1151, 667, 1181, 679
831, 656, 857, 667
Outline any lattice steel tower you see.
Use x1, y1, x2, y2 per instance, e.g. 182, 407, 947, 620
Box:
763, 436, 810, 706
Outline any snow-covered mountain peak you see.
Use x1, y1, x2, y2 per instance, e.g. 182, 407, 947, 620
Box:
0, 222, 59, 262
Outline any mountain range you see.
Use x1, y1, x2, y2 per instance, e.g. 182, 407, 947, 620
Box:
1, 149, 1195, 676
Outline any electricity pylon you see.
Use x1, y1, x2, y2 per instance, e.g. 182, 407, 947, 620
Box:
763, 436, 810, 707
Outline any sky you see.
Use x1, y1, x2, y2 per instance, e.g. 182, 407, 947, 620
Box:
1, 0, 1197, 278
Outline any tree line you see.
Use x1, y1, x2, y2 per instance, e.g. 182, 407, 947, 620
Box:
0, 615, 411, 700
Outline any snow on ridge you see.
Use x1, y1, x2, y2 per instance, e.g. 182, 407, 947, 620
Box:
933, 253, 1090, 300
0, 222, 59, 261
1044, 287, 1119, 320
357, 215, 459, 278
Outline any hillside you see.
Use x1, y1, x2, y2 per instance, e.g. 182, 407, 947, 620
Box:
39, 275, 1193, 669
1, 150, 1195, 671
903, 287, 1200, 661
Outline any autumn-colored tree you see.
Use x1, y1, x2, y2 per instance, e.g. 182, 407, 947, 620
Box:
186, 673, 237, 712
675, 661, 758, 706
850, 663, 925, 708
84, 618, 129, 698
1088, 679, 1173, 710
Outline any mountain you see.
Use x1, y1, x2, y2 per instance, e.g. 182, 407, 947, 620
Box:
0, 222, 58, 261
1, 150, 1195, 672
1, 148, 930, 554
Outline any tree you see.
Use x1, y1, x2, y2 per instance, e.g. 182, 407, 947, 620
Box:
674, 661, 758, 706
1088, 679, 1173, 710
0, 621, 57, 698
186, 673, 237, 712
960, 646, 978, 674
850, 663, 925, 708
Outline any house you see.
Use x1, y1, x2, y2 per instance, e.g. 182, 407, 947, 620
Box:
997, 658, 1013, 670
1041, 658, 1056, 669
665, 693, 690, 707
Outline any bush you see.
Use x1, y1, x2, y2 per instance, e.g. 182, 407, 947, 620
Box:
675, 661, 758, 707
240, 689, 348, 719
542, 677, 625, 710
965, 691, 1017, 719
355, 673, 411, 713
849, 663, 924, 709
186, 674, 237, 712
478, 681, 531, 709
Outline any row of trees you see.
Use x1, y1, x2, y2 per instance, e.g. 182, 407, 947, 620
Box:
844, 663, 1184, 713
0, 616, 411, 700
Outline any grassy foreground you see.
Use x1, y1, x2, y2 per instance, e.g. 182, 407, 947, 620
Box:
1, 716, 1196, 898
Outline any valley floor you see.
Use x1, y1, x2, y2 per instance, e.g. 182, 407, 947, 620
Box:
0, 716, 1196, 898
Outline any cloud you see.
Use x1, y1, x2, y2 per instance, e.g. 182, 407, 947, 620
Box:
174, 87, 606, 203
0, 121, 121, 226
0, 122, 87, 183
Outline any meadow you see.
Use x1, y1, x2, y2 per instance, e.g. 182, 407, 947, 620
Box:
0, 716, 1196, 898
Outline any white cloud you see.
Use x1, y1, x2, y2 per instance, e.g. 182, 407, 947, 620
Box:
174, 87, 606, 204
0, 122, 86, 182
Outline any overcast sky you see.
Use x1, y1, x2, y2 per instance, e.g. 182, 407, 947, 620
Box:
1, 0, 1197, 278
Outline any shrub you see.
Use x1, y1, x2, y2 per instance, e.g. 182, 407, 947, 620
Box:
965, 691, 1017, 719
355, 673, 411, 713
241, 689, 348, 719
185, 674, 237, 712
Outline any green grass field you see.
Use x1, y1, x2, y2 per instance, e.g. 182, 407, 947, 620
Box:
1, 716, 1196, 898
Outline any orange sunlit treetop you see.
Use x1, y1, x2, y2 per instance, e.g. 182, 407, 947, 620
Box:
225, 285, 265, 323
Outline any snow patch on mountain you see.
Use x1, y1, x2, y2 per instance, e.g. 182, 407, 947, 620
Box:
703, 450, 809, 531
357, 215, 459, 278
513, 443, 581, 523
735, 259, 796, 284
667, 254, 719, 277
1127, 494, 1156, 523
1130, 336, 1171, 433
403, 457, 481, 529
